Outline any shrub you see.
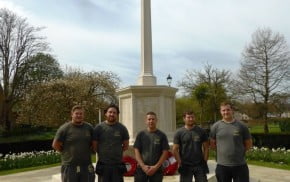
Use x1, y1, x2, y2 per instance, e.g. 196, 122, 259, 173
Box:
278, 119, 290, 132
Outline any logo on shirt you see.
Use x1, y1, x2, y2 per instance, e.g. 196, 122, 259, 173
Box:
192, 135, 200, 142
154, 137, 161, 145
114, 131, 121, 137
233, 130, 240, 136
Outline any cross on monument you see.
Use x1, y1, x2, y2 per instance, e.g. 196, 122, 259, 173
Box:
137, 0, 156, 86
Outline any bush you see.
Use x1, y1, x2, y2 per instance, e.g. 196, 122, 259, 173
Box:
252, 133, 290, 149
277, 119, 290, 132
1, 124, 53, 137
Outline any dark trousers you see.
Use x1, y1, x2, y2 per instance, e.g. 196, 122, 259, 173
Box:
96, 162, 125, 182
215, 164, 249, 182
179, 165, 208, 182
61, 164, 95, 182
134, 167, 163, 182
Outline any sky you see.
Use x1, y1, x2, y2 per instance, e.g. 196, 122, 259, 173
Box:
1, 0, 290, 92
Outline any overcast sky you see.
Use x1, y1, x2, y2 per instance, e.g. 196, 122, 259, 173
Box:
1, 0, 290, 91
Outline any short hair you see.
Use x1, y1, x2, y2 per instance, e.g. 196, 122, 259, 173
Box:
182, 111, 195, 118
220, 101, 233, 108
146, 111, 157, 116
71, 105, 84, 113
104, 104, 120, 114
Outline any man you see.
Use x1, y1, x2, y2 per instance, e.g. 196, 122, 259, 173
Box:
173, 111, 209, 182
94, 104, 130, 182
134, 111, 169, 182
210, 101, 253, 182
52, 105, 96, 182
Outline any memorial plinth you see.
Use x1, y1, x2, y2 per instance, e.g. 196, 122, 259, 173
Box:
117, 85, 177, 142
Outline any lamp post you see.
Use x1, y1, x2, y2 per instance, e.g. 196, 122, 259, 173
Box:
166, 74, 172, 87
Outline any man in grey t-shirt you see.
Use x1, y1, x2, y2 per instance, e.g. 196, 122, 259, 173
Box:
210, 101, 252, 182
134, 111, 169, 182
94, 104, 129, 182
52, 105, 96, 182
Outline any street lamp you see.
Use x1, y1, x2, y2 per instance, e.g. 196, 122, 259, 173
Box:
166, 74, 172, 87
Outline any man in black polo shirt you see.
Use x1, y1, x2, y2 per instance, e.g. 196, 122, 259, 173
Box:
173, 111, 209, 182
134, 111, 170, 182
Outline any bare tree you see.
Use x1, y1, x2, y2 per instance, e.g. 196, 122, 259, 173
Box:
0, 8, 48, 130
238, 27, 290, 133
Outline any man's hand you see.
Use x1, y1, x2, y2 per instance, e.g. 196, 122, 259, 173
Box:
146, 165, 158, 176
141, 164, 150, 173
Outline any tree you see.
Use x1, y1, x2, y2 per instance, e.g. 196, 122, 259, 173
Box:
18, 53, 64, 83
269, 93, 290, 117
0, 8, 49, 130
176, 97, 197, 127
178, 64, 231, 122
193, 83, 210, 126
237, 28, 290, 133
17, 70, 120, 127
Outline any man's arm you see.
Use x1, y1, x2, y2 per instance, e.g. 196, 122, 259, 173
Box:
210, 138, 217, 150
172, 144, 181, 166
52, 139, 63, 152
122, 140, 129, 151
244, 138, 253, 151
91, 140, 97, 153
202, 140, 210, 161
147, 150, 168, 176
134, 148, 149, 173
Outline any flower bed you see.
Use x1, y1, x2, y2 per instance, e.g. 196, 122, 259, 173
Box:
0, 150, 60, 171
246, 146, 290, 165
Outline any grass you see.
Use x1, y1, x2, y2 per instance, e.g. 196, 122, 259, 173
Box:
0, 154, 96, 176
249, 124, 281, 133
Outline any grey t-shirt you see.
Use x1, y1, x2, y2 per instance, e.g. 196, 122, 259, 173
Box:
174, 126, 208, 166
134, 129, 169, 166
94, 121, 129, 164
54, 122, 95, 166
210, 120, 251, 166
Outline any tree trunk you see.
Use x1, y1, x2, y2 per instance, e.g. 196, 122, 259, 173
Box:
263, 105, 269, 133
264, 118, 269, 133
1, 100, 12, 131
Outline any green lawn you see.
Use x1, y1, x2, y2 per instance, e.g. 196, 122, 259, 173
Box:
249, 124, 281, 133
0, 154, 97, 176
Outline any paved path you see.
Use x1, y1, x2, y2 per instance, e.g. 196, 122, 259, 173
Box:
1, 161, 290, 182
0, 166, 60, 182
248, 165, 290, 182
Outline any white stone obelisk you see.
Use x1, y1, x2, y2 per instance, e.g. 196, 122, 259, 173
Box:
137, 0, 156, 86
117, 0, 177, 142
